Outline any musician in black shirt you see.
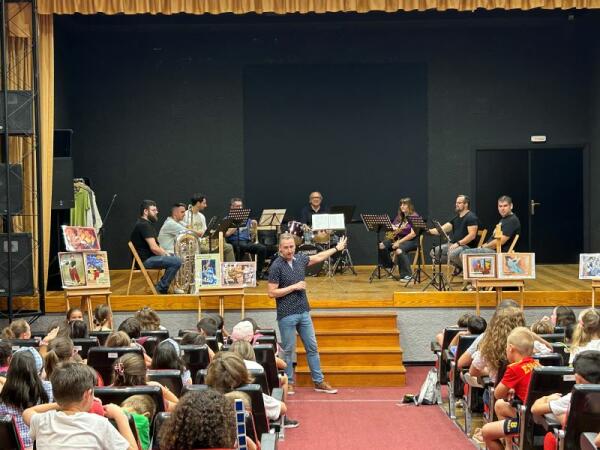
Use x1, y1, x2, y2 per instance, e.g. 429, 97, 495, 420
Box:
300, 191, 328, 226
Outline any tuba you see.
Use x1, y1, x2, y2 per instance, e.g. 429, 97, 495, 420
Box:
173, 230, 200, 294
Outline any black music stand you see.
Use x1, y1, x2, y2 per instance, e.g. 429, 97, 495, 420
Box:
227, 208, 251, 260
422, 220, 450, 292
203, 216, 219, 252
361, 214, 398, 282
404, 216, 430, 286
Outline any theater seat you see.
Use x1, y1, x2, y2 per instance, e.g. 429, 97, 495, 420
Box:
90, 330, 111, 345
147, 369, 184, 397
141, 330, 170, 342
0, 414, 25, 450
180, 344, 210, 381
151, 411, 170, 450
554, 385, 600, 450
72, 337, 99, 359
447, 334, 477, 419
87, 346, 143, 385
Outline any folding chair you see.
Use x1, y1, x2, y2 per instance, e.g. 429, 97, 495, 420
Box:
126, 241, 160, 295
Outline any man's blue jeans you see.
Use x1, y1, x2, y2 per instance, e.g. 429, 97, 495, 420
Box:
143, 255, 182, 293
278, 311, 324, 385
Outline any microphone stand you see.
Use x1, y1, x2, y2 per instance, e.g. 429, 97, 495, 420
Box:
98, 193, 117, 240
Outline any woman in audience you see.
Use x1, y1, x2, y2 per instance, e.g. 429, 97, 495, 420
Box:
111, 353, 178, 411
150, 339, 192, 384
66, 306, 84, 322
93, 304, 113, 331
0, 319, 31, 340
569, 308, 600, 363
134, 306, 166, 331
158, 389, 237, 450
0, 349, 52, 449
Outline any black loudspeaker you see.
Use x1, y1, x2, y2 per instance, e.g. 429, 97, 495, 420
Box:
0, 233, 33, 296
0, 91, 33, 135
54, 129, 73, 157
0, 163, 23, 214
52, 157, 74, 210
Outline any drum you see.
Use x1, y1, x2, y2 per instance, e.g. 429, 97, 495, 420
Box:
297, 244, 324, 276
313, 230, 331, 245
258, 229, 278, 246
287, 221, 304, 246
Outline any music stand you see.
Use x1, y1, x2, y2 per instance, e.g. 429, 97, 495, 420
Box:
422, 219, 450, 291
329, 206, 357, 276
330, 205, 356, 225
227, 208, 251, 260
258, 209, 286, 228
361, 214, 398, 282
404, 215, 431, 286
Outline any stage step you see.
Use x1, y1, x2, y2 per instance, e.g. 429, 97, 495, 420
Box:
296, 365, 407, 387
295, 313, 405, 387
297, 347, 404, 366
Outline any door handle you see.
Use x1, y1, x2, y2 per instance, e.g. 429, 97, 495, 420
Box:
530, 200, 541, 215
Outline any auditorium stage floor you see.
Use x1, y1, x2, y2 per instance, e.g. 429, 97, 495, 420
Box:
34, 264, 594, 313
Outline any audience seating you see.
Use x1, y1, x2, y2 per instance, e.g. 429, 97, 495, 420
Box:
580, 432, 599, 450
254, 335, 277, 351
553, 385, 600, 450
5, 338, 39, 350
517, 366, 575, 450
0, 414, 25, 450
147, 369, 184, 397
256, 328, 277, 340
538, 333, 566, 343
180, 344, 210, 381
30, 331, 46, 339
94, 385, 165, 418
72, 337, 99, 359
87, 346, 144, 385
446, 334, 477, 419
90, 330, 111, 345
533, 353, 565, 367
432, 327, 466, 386
248, 367, 270, 397
482, 360, 509, 424
551, 343, 570, 366
141, 330, 170, 342
253, 344, 282, 395
151, 411, 170, 450
136, 336, 159, 357
108, 413, 143, 450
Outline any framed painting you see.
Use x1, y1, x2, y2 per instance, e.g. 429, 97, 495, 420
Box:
463, 253, 497, 279
579, 253, 600, 279
62, 226, 100, 251
498, 253, 536, 279
58, 252, 86, 288
221, 262, 257, 288
195, 253, 221, 291
83, 251, 111, 287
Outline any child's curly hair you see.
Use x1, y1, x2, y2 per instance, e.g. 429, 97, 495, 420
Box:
134, 306, 161, 331
479, 306, 526, 374
158, 389, 236, 449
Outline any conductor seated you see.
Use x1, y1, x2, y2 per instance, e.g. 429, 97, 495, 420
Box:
130, 199, 182, 294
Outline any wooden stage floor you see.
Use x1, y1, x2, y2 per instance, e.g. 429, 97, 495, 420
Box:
34, 264, 594, 314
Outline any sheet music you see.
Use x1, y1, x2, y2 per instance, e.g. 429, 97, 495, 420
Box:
258, 209, 286, 227
312, 213, 345, 231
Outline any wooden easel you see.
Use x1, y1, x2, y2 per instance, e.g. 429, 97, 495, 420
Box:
64, 286, 112, 329
474, 278, 525, 315
592, 279, 600, 308
197, 287, 245, 321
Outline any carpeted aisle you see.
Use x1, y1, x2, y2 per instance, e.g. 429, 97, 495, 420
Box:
280, 366, 475, 450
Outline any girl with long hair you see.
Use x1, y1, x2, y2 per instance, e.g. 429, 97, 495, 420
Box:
569, 308, 600, 363
150, 339, 192, 385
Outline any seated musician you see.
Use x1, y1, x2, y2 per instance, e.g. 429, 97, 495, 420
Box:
428, 194, 479, 275
300, 191, 328, 226
157, 203, 188, 255
225, 198, 269, 280
130, 200, 182, 294
461, 195, 520, 263
182, 193, 235, 262
378, 197, 422, 282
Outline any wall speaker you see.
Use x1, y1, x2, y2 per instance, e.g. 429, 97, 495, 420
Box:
0, 163, 23, 214
0, 91, 33, 135
0, 232, 33, 296
52, 157, 74, 210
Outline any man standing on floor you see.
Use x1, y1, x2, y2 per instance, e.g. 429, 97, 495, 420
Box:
268, 232, 347, 394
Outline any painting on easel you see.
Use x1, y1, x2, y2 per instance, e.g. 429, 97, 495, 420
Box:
59, 252, 87, 288
579, 253, 600, 279
498, 253, 536, 279
84, 251, 111, 287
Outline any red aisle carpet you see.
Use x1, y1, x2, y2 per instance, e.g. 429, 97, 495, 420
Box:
280, 366, 474, 450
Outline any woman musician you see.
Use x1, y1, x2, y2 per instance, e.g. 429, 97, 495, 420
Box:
378, 197, 422, 281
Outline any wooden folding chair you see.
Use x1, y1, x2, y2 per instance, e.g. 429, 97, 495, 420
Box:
410, 234, 426, 270
507, 233, 519, 252
126, 241, 160, 295
476, 228, 488, 248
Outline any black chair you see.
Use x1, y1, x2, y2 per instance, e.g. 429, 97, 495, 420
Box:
447, 334, 477, 419
94, 385, 165, 416
30, 330, 47, 339
87, 346, 143, 385
517, 366, 575, 450
141, 330, 169, 342
90, 330, 112, 345
206, 336, 219, 353
248, 367, 270, 396
180, 345, 210, 381
72, 337, 99, 359
551, 343, 570, 366
0, 414, 25, 450
136, 336, 159, 357
555, 385, 600, 450
147, 369, 184, 397
580, 432, 599, 450
534, 353, 565, 367
538, 333, 566, 343
5, 338, 40, 350
253, 344, 281, 395
257, 328, 278, 341
434, 327, 467, 385
180, 383, 210, 396
151, 411, 170, 450
109, 413, 143, 450
553, 326, 565, 335
254, 335, 277, 351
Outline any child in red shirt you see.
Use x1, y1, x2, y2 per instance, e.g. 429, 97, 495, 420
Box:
482, 327, 540, 450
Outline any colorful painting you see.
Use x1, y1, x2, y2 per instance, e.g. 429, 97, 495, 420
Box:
463, 254, 497, 279
84, 251, 110, 287
58, 252, 86, 287
579, 253, 600, 279
62, 226, 100, 251
221, 262, 257, 288
195, 253, 221, 291
498, 253, 536, 279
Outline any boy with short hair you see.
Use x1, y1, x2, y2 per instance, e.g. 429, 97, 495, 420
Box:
23, 362, 137, 450
482, 327, 540, 450
121, 394, 156, 450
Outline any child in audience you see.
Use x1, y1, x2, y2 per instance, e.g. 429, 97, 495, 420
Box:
134, 306, 166, 331
435, 313, 474, 346
43, 336, 81, 380
224, 391, 258, 450
93, 304, 113, 331
105, 331, 132, 347
66, 307, 84, 322
481, 327, 540, 450
23, 362, 137, 450
0, 349, 52, 448
150, 338, 192, 384
0, 340, 12, 374
120, 394, 156, 450
158, 389, 237, 450
116, 319, 153, 366
180, 331, 206, 346
208, 313, 229, 339
569, 308, 600, 363
111, 353, 178, 411
1, 319, 32, 340
531, 320, 554, 335
231, 320, 254, 343
448, 315, 487, 355
197, 316, 218, 337
532, 350, 600, 450
66, 319, 89, 339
